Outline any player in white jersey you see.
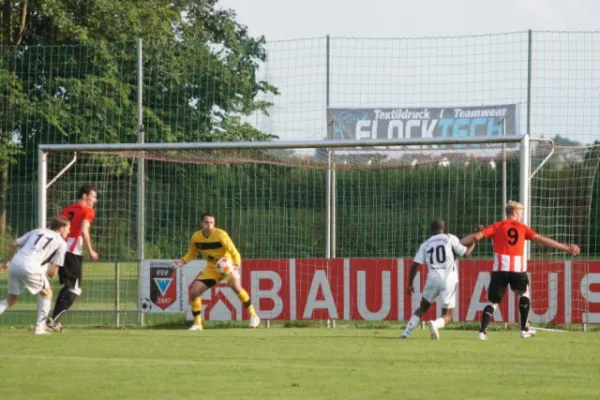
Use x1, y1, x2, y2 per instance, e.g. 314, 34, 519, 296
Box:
0, 216, 70, 334
401, 219, 475, 339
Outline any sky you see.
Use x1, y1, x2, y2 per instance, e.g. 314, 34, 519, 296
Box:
219, 0, 600, 41
217, 0, 600, 144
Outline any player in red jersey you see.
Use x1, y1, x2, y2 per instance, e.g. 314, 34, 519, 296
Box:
47, 184, 99, 331
461, 201, 580, 340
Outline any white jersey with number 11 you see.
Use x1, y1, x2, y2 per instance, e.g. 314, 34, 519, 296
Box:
11, 228, 67, 273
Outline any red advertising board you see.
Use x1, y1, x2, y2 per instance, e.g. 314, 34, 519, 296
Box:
196, 259, 600, 324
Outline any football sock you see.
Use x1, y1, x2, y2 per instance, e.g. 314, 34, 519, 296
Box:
237, 289, 258, 317
190, 297, 202, 326
36, 297, 51, 328
480, 304, 495, 333
0, 298, 8, 315
404, 315, 420, 334
51, 287, 78, 321
519, 296, 531, 331
433, 317, 446, 329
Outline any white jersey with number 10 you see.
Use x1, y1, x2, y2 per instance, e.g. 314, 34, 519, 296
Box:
413, 233, 467, 282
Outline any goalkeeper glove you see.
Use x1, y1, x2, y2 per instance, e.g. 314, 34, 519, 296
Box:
171, 259, 184, 270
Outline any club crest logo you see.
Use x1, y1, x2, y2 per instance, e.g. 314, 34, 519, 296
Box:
150, 265, 177, 310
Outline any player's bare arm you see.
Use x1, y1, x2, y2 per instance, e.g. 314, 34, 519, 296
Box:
406, 261, 421, 294
0, 240, 19, 273
532, 235, 580, 255
460, 232, 484, 246
81, 220, 99, 260
463, 242, 476, 257
48, 264, 60, 279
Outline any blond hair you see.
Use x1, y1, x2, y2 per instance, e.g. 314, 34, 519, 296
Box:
505, 200, 525, 217
49, 215, 71, 231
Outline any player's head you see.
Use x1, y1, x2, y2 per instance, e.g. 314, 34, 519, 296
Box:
78, 184, 98, 208
430, 219, 445, 234
200, 213, 216, 233
505, 200, 524, 220
50, 215, 71, 239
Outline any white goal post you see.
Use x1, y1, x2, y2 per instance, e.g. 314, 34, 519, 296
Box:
38, 133, 530, 243
34, 134, 596, 328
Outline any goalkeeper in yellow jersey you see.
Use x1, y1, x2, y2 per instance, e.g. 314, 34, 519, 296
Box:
172, 213, 260, 330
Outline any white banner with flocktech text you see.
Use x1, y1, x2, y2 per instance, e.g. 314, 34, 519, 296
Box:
327, 105, 518, 141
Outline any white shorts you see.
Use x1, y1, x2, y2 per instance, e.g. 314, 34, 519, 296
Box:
421, 278, 458, 308
7, 264, 49, 296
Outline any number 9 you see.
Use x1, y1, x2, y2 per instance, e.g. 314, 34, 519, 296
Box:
507, 228, 519, 245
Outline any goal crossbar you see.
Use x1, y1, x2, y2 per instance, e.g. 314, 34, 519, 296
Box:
38, 135, 526, 152
37, 134, 531, 276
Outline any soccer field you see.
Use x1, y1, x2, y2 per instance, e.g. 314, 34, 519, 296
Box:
0, 328, 598, 400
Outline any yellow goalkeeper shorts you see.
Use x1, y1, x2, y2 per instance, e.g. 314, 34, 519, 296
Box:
195, 262, 231, 287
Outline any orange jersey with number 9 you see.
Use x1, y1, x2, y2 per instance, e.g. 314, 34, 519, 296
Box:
481, 220, 537, 272
482, 220, 537, 256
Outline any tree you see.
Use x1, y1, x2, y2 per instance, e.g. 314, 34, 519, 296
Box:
1, 0, 35, 235
552, 135, 581, 147
0, 0, 278, 233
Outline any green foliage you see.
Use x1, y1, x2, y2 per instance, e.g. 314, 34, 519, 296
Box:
283, 320, 312, 328
0, 0, 279, 236
1, 1, 278, 160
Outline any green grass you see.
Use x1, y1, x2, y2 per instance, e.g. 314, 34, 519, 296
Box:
0, 328, 598, 400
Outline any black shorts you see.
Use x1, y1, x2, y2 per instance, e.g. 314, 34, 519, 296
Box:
487, 271, 529, 303
199, 279, 217, 289
58, 253, 83, 291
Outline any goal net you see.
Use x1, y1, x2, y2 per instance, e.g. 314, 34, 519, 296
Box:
528, 141, 599, 328
13, 136, 595, 329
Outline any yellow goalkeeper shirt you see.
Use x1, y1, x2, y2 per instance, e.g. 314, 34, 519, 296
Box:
182, 228, 241, 266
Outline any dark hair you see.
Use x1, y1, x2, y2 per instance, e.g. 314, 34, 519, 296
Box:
78, 184, 98, 199
430, 219, 446, 233
50, 215, 71, 231
201, 213, 215, 221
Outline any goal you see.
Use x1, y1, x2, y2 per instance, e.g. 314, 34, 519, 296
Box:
24, 135, 597, 329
